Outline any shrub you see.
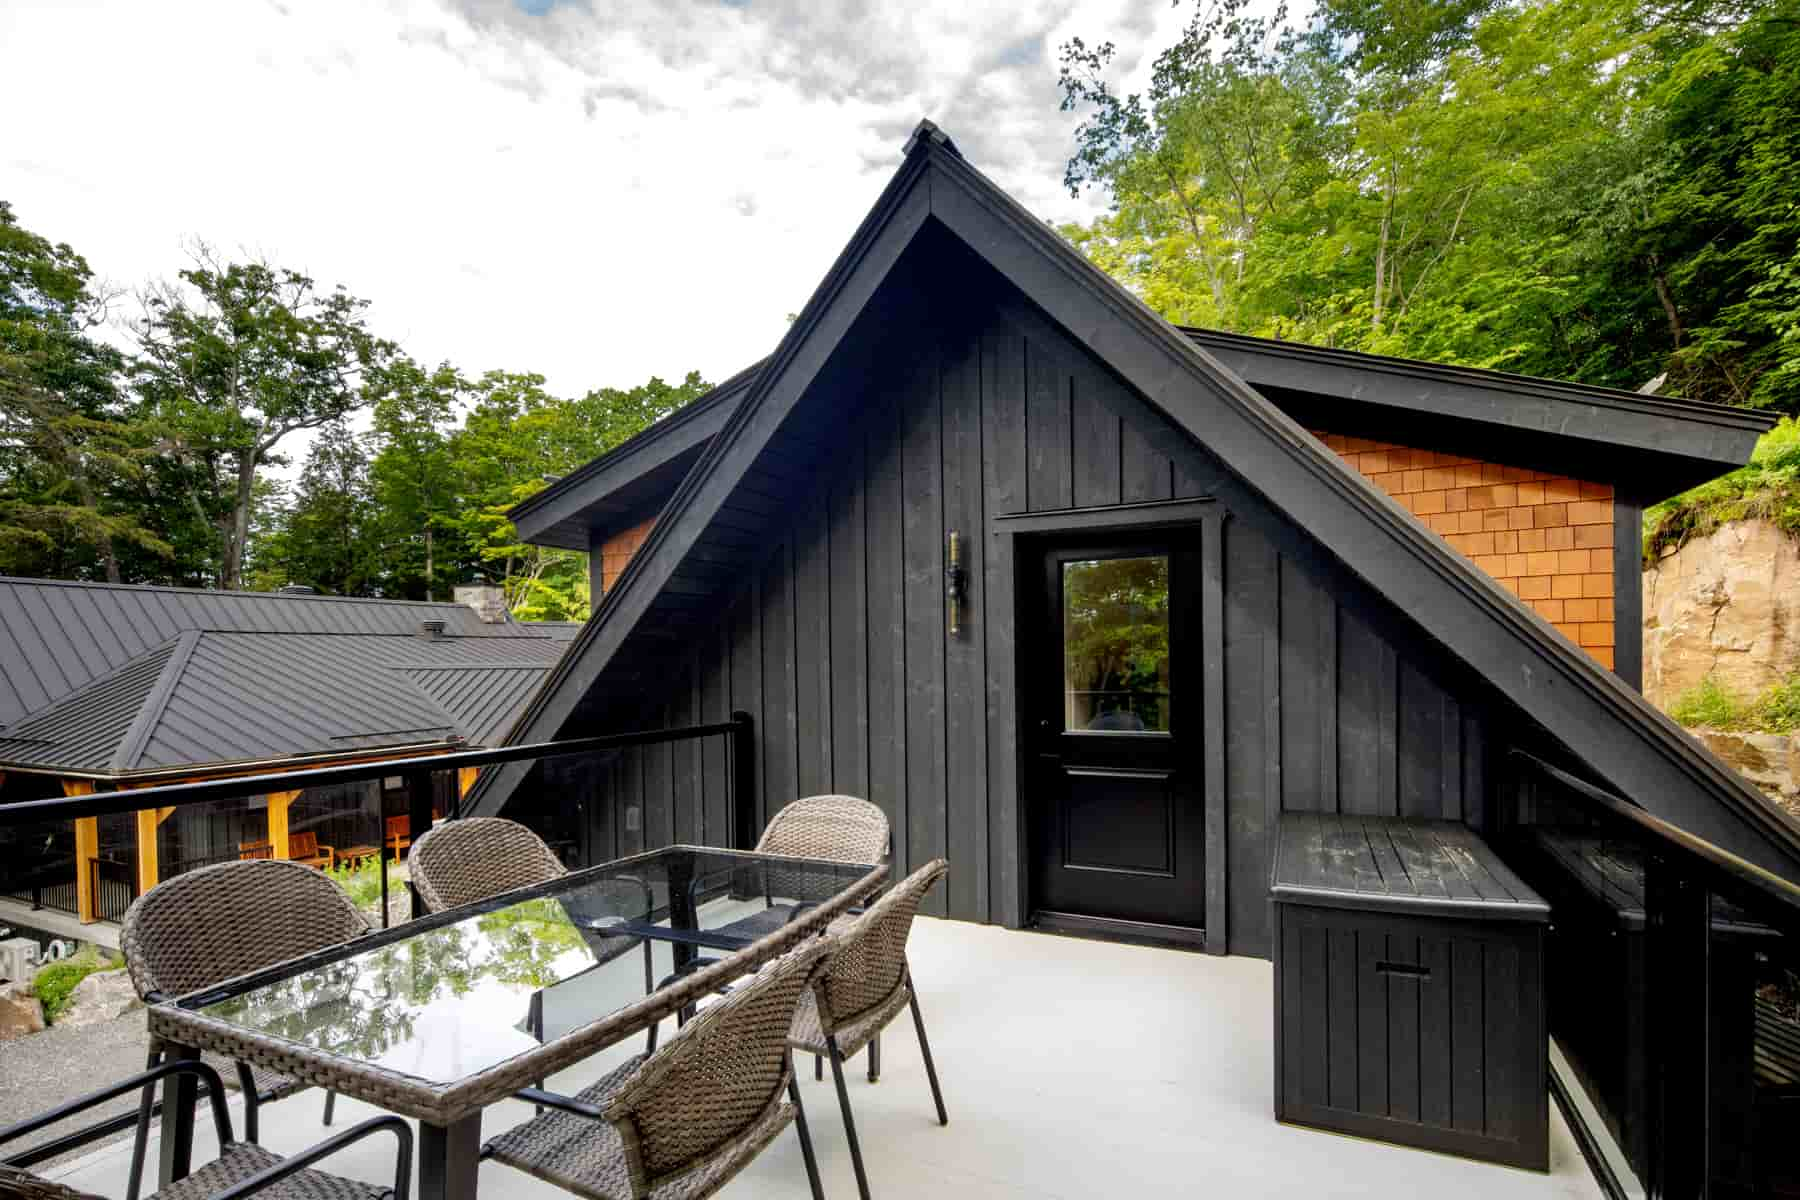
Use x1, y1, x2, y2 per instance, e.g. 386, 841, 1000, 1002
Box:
1645, 418, 1800, 563
325, 856, 405, 914
1667, 673, 1800, 733
32, 947, 124, 1023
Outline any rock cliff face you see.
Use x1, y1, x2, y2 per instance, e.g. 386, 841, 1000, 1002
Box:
1643, 518, 1800, 710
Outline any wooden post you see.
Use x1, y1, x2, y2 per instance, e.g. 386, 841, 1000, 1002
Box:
135, 808, 159, 896
457, 767, 479, 802
62, 780, 98, 924
266, 789, 301, 860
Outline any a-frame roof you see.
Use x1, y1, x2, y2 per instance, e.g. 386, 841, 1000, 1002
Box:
476, 120, 1800, 883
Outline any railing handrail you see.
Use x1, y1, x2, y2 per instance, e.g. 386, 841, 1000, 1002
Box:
0, 719, 746, 827
1510, 748, 1800, 920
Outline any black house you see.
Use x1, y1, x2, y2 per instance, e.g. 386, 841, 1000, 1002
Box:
474, 121, 1796, 956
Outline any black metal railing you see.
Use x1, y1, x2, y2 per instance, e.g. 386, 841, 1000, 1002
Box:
1505, 750, 1800, 1199
0, 713, 758, 931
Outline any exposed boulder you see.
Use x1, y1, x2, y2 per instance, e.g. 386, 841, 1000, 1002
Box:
1644, 519, 1800, 710
1692, 729, 1800, 823
0, 982, 45, 1042
54, 968, 139, 1029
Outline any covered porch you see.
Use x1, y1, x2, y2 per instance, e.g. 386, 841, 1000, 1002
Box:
35, 917, 1602, 1200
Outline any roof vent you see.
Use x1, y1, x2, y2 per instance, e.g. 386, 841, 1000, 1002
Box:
417, 619, 448, 640
278, 584, 318, 596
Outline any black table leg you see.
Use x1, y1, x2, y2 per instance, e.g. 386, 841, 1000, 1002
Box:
156, 1045, 201, 1189
418, 1111, 482, 1200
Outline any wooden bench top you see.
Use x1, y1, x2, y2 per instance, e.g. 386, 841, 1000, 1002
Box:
1272, 813, 1549, 923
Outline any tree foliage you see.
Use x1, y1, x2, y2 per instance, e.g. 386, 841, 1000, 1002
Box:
1059, 0, 1800, 412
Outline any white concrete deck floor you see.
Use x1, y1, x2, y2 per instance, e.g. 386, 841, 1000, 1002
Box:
44, 918, 1605, 1198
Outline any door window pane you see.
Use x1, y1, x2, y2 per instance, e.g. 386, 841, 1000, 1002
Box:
1062, 555, 1170, 733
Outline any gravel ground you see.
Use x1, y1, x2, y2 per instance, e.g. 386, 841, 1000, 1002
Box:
0, 1007, 155, 1165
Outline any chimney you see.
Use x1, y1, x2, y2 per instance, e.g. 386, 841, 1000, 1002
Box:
455, 584, 508, 624
417, 619, 448, 640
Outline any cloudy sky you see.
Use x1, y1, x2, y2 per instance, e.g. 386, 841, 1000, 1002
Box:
2, 0, 1188, 398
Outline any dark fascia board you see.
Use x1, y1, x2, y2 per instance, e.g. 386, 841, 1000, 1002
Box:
476, 120, 1800, 886
920, 139, 1800, 880
506, 363, 763, 548
1183, 326, 1773, 490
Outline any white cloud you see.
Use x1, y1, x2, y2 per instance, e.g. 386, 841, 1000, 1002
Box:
1, 0, 1185, 397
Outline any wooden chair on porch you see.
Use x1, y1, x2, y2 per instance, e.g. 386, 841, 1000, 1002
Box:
383, 815, 411, 860
286, 831, 334, 870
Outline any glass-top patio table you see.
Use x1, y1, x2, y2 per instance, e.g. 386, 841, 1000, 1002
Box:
145, 845, 888, 1200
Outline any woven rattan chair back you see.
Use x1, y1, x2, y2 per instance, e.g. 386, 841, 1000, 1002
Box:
407, 817, 565, 913
121, 858, 370, 1002
813, 858, 947, 1033
0, 1164, 102, 1200
756, 795, 889, 864
602, 938, 831, 1195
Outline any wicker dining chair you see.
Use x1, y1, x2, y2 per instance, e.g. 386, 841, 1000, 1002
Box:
407, 817, 658, 1055
483, 938, 834, 1200
789, 859, 949, 1200
0, 1059, 411, 1200
120, 860, 369, 1200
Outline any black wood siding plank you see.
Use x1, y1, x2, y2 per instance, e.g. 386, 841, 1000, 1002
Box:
794, 499, 832, 799
864, 394, 909, 873
901, 344, 948, 915
730, 581, 765, 833
828, 435, 871, 800
1223, 516, 1278, 956
1451, 938, 1486, 1132
942, 325, 988, 921
1280, 562, 1328, 812
1071, 376, 1122, 509
1121, 418, 1174, 504
762, 542, 799, 824
700, 628, 729, 846
1357, 925, 1390, 1116
982, 329, 1027, 927
1300, 919, 1331, 1107
1387, 932, 1423, 1123
1327, 925, 1359, 1111
1418, 932, 1453, 1127
1025, 341, 1072, 512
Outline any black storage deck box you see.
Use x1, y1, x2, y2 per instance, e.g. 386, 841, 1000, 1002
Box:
1271, 813, 1550, 1170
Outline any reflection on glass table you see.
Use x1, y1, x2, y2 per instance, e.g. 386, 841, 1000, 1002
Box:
187, 848, 876, 1084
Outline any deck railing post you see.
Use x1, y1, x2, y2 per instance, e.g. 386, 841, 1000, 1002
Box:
730, 711, 756, 850
1646, 857, 1710, 1197
405, 769, 436, 921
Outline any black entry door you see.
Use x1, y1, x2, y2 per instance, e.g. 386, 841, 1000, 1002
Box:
1028, 536, 1206, 940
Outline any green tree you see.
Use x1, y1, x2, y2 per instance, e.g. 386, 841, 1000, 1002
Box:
369, 358, 466, 600
0, 202, 164, 581
249, 422, 382, 595
133, 251, 397, 589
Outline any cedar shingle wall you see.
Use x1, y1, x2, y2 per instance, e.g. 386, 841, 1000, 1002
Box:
1313, 431, 1616, 671
599, 517, 657, 595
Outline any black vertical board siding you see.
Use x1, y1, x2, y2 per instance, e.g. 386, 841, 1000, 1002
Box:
619, 742, 643, 856
1451, 939, 1485, 1132
864, 395, 909, 872
1418, 933, 1453, 1126
1483, 940, 1521, 1142
942, 328, 988, 921
731, 580, 765, 832
901, 346, 948, 916
1336, 608, 1395, 816
1387, 933, 1422, 1123
1397, 660, 1447, 818
762, 542, 799, 823
828, 438, 870, 799
1025, 341, 1072, 511
1280, 564, 1327, 812
1224, 518, 1278, 956
1327, 926, 1359, 1111
794, 501, 832, 798
1071, 376, 1122, 509
982, 330, 1027, 926
670, 660, 699, 845
699, 629, 729, 846
1300, 921, 1330, 1106
1357, 927, 1390, 1116
642, 692, 672, 850
1120, 417, 1174, 503
1200, 512, 1228, 950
